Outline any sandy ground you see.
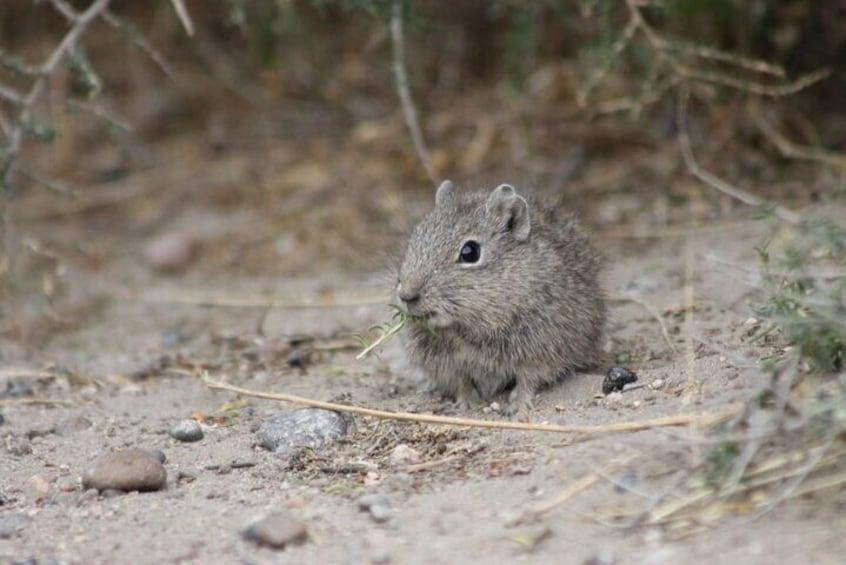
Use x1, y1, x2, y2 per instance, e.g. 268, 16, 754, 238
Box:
3, 187, 845, 564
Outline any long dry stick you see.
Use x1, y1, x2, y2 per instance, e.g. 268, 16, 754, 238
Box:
202, 373, 736, 434
390, 0, 436, 184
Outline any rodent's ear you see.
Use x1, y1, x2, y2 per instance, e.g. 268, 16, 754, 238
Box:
486, 184, 531, 242
435, 180, 455, 207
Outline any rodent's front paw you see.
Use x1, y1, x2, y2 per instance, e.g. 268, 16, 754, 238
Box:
505, 385, 534, 421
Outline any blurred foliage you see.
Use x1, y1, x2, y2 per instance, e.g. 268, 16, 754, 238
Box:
753, 215, 846, 373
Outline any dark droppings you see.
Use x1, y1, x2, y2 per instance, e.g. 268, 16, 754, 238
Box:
602, 366, 638, 394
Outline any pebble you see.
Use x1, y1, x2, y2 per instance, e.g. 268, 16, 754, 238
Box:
170, 420, 204, 443
81, 448, 167, 493
256, 408, 353, 457
243, 512, 308, 549
650, 379, 665, 389
389, 444, 421, 467
1, 379, 34, 398
357, 493, 394, 524
143, 232, 195, 273
0, 512, 31, 539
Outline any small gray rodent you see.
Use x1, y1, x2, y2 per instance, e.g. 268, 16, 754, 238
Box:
397, 180, 606, 417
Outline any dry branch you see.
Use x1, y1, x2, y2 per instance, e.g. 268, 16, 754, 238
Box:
202, 372, 736, 435
390, 0, 436, 184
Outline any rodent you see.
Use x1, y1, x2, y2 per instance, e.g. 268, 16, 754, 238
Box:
397, 180, 606, 417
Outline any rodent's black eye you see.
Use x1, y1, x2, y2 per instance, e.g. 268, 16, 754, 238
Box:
458, 240, 481, 264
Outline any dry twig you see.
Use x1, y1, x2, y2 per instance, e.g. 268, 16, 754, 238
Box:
202, 372, 736, 435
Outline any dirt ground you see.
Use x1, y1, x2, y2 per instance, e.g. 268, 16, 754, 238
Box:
2, 85, 846, 564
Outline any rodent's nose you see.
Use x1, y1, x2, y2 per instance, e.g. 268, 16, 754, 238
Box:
397, 281, 422, 309
398, 288, 421, 305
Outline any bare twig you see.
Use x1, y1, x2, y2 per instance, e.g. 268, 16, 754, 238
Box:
390, 0, 436, 183
3, 0, 112, 163
202, 372, 737, 434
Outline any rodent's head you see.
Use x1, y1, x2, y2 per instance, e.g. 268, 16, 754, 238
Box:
397, 180, 534, 331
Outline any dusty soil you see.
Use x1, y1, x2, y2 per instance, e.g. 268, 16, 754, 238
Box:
2, 91, 845, 564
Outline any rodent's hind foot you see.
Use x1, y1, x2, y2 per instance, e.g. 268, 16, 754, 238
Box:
454, 376, 481, 411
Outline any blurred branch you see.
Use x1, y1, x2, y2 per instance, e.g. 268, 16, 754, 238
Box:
1, 0, 112, 167
675, 84, 801, 225
390, 0, 436, 184
750, 107, 846, 170
170, 0, 195, 37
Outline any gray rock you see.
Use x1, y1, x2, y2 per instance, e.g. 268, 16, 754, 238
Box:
81, 448, 167, 493
243, 512, 308, 549
358, 493, 394, 524
169, 419, 204, 442
256, 408, 353, 457
0, 512, 31, 539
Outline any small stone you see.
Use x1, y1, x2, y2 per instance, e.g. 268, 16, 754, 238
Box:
81, 448, 167, 493
144, 232, 195, 273
287, 347, 313, 369
4, 434, 32, 456
170, 420, 204, 443
358, 493, 394, 524
54, 416, 93, 436
389, 444, 421, 467
1, 379, 34, 398
0, 512, 31, 539
58, 479, 77, 493
243, 512, 308, 549
650, 379, 665, 389
176, 467, 201, 483
256, 408, 354, 458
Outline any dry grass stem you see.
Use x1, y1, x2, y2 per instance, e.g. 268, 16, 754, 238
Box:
202, 372, 737, 435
